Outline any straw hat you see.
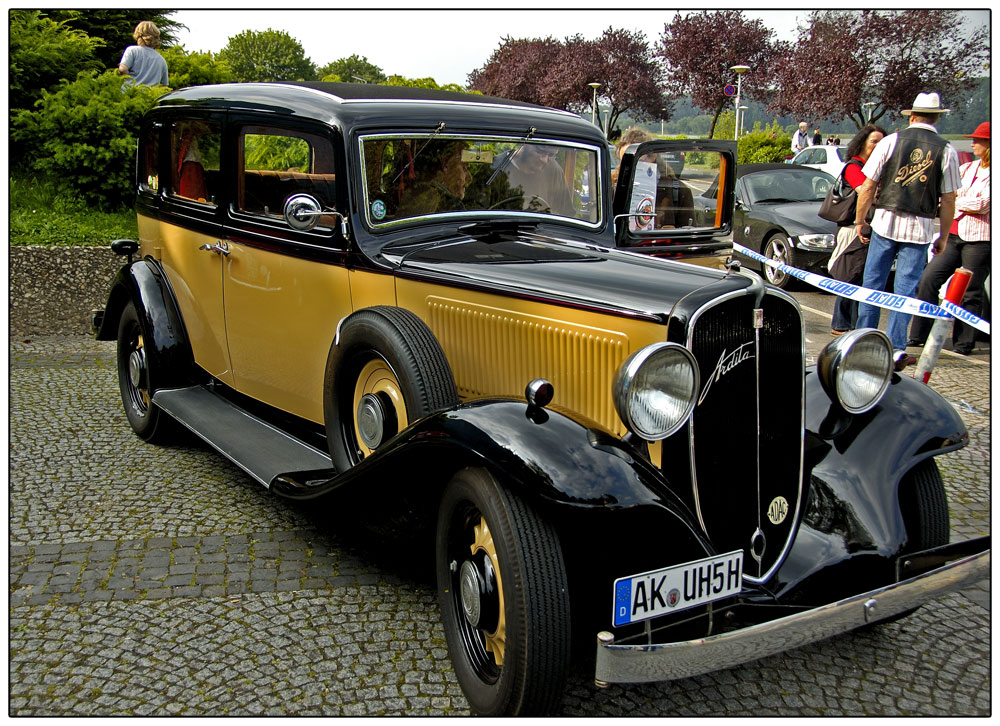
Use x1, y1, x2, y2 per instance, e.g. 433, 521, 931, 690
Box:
901, 92, 950, 116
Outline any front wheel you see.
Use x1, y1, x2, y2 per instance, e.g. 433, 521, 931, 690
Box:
436, 468, 571, 715
762, 234, 794, 289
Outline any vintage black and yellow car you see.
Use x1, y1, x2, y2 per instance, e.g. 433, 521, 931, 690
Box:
93, 83, 988, 715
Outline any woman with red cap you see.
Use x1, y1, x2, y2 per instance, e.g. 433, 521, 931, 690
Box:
909, 121, 991, 355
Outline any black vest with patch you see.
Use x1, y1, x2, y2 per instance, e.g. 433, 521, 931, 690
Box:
874, 126, 947, 219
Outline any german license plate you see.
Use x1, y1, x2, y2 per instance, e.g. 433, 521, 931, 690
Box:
613, 550, 743, 627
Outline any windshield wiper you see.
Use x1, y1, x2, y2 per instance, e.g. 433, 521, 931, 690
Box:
486, 126, 536, 186
755, 197, 800, 204
391, 122, 446, 186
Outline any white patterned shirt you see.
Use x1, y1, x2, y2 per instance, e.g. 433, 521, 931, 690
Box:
955, 159, 990, 242
861, 122, 961, 244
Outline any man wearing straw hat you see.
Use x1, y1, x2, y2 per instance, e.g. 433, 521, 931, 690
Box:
852, 92, 961, 370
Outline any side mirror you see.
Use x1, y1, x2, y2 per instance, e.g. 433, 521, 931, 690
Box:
284, 194, 349, 238
110, 238, 139, 263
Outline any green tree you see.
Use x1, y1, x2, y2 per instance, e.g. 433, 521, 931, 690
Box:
42, 9, 183, 71
219, 29, 316, 82
317, 54, 386, 84
9, 10, 103, 113
12, 71, 169, 208
161, 46, 233, 89
384, 75, 468, 93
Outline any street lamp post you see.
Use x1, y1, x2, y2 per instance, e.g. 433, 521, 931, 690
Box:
863, 102, 876, 123
588, 83, 601, 126
738, 105, 748, 138
729, 65, 750, 142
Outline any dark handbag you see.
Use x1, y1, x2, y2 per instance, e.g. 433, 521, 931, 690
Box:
818, 163, 860, 224
829, 235, 869, 283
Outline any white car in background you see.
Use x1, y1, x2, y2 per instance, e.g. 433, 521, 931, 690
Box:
788, 144, 848, 179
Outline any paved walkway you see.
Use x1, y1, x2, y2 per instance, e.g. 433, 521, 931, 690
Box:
8, 329, 990, 716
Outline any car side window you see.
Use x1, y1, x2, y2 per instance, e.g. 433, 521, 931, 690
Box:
168, 119, 221, 205
138, 122, 160, 194
237, 126, 338, 227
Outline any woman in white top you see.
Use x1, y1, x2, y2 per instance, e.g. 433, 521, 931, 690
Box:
909, 122, 991, 354
118, 21, 169, 87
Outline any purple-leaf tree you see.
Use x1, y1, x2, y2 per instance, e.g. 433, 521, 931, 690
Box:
657, 10, 780, 139
770, 10, 989, 130
469, 28, 669, 139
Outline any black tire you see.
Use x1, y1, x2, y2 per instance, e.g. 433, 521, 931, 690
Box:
899, 459, 950, 552
436, 468, 571, 716
324, 307, 458, 471
762, 233, 794, 289
116, 301, 179, 444
872, 459, 950, 627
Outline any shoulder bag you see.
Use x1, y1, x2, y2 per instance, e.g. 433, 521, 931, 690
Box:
818, 160, 863, 225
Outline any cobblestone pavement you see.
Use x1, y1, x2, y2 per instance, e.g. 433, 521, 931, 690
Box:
9, 330, 990, 716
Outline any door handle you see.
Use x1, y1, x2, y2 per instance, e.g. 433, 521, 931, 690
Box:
199, 241, 230, 257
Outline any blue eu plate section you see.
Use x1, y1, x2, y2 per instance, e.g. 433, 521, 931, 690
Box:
613, 550, 743, 627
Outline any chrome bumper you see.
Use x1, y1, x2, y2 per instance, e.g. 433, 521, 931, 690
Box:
595, 545, 989, 685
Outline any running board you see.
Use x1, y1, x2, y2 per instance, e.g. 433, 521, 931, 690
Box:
152, 386, 336, 489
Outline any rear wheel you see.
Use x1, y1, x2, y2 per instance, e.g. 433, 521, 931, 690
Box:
116, 301, 178, 443
436, 468, 571, 715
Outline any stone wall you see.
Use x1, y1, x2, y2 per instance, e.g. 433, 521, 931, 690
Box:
9, 246, 123, 337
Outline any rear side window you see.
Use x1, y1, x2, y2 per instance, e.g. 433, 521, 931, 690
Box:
138, 123, 160, 194
237, 126, 338, 225
168, 119, 222, 205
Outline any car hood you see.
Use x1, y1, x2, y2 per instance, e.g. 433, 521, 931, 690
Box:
752, 201, 838, 235
390, 232, 750, 324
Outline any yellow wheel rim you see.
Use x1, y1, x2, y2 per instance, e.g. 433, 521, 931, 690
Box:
352, 358, 407, 458
471, 515, 506, 666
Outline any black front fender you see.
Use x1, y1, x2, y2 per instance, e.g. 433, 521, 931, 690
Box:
95, 258, 194, 390
770, 369, 969, 600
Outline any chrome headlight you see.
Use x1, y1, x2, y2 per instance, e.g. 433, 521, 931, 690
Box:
796, 233, 836, 250
613, 343, 700, 440
817, 329, 893, 414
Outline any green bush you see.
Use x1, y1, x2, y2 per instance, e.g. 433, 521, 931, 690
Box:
737, 121, 792, 165
12, 71, 169, 209
161, 45, 233, 89
9, 10, 102, 113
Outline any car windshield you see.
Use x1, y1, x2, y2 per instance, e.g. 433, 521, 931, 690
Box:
360, 134, 601, 228
743, 169, 834, 204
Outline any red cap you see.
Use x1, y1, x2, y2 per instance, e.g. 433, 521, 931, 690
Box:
965, 122, 990, 140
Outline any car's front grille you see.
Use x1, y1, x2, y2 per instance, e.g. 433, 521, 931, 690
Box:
687, 291, 804, 583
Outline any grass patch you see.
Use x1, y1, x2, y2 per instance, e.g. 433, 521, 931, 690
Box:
9, 174, 137, 247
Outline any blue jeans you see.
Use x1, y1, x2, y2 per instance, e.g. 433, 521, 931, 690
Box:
856, 229, 929, 351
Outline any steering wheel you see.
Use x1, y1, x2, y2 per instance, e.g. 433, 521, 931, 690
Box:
489, 194, 551, 212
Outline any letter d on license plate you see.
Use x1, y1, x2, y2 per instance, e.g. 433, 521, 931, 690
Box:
612, 550, 743, 627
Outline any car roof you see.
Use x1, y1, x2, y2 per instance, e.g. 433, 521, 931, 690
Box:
737, 163, 820, 178
154, 82, 600, 140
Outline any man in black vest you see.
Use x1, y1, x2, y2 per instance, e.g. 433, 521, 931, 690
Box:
852, 92, 961, 369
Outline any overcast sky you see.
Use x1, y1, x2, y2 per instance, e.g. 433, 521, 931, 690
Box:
171, 9, 807, 86
172, 7, 988, 89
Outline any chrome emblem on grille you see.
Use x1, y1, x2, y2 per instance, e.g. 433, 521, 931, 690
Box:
697, 341, 754, 406
767, 496, 789, 525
